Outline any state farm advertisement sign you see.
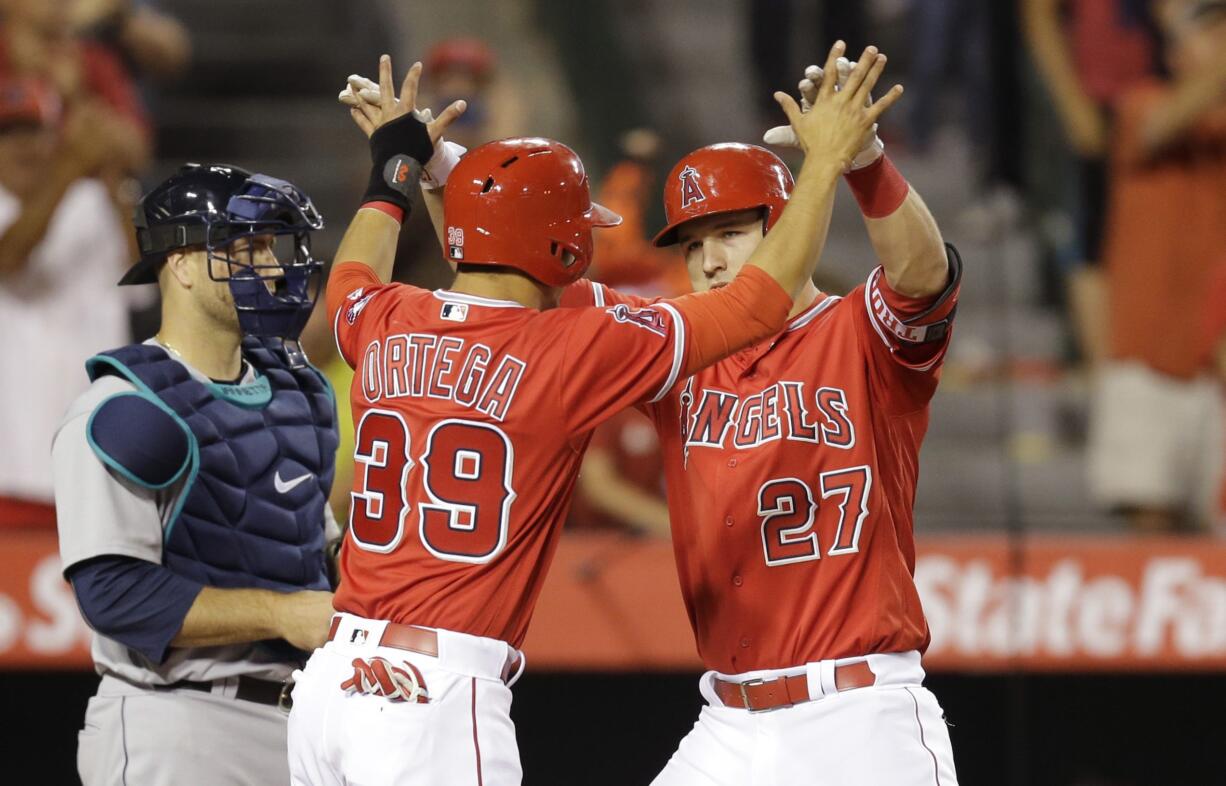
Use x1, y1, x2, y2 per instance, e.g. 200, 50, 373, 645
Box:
917, 536, 1226, 671
3, 531, 1226, 671
0, 532, 93, 668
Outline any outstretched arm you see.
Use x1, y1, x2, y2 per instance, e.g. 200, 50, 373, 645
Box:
332, 57, 465, 283
339, 74, 471, 274
745, 42, 903, 299
785, 57, 946, 296
848, 168, 948, 297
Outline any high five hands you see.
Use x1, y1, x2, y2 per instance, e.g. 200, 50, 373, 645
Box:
338, 54, 467, 145
765, 42, 901, 172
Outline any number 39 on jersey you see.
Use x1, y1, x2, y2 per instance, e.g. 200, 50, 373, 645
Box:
348, 409, 516, 564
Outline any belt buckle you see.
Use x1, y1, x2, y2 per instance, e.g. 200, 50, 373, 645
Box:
737, 677, 767, 713
739, 676, 791, 713
277, 679, 294, 714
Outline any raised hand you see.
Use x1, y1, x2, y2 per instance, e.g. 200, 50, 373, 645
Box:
767, 42, 901, 172
338, 55, 466, 147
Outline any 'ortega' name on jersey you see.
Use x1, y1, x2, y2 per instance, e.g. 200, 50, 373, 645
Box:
679, 378, 855, 452
359, 333, 527, 422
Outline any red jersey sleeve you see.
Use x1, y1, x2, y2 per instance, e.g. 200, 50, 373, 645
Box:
552, 299, 689, 438
854, 243, 962, 413
560, 279, 655, 309
327, 262, 401, 368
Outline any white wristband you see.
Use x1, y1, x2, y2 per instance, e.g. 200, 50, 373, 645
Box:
848, 132, 885, 171
422, 140, 467, 191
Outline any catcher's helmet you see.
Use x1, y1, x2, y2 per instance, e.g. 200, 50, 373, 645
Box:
653, 143, 793, 247
443, 137, 621, 287
123, 163, 324, 344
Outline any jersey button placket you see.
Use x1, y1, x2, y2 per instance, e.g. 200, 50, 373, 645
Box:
724, 515, 734, 528
727, 458, 737, 468
732, 575, 743, 587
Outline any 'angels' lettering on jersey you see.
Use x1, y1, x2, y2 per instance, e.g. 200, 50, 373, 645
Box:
358, 333, 527, 423
679, 378, 854, 456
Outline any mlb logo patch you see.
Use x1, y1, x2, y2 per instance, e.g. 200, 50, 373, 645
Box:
441, 302, 469, 322
349, 629, 369, 644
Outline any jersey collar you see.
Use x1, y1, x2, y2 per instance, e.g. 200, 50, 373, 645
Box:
786, 294, 840, 332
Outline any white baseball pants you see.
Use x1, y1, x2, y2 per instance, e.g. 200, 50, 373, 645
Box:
652, 651, 959, 786
288, 613, 524, 786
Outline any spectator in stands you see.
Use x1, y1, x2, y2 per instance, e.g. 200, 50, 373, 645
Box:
420, 36, 522, 150
392, 37, 525, 289
908, 0, 993, 155
0, 76, 133, 528
569, 128, 679, 537
0, 0, 151, 164
573, 408, 671, 536
1205, 261, 1226, 534
1023, 0, 1160, 367
70, 0, 191, 83
747, 0, 867, 118
587, 128, 684, 294
1, 0, 153, 278
1087, 0, 1226, 532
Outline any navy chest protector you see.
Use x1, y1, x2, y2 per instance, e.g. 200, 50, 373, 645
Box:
85, 339, 337, 591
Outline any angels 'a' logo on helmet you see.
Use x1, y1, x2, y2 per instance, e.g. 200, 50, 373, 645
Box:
678, 166, 706, 209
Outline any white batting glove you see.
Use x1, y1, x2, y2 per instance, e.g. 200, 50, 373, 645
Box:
763, 58, 885, 171
338, 74, 468, 190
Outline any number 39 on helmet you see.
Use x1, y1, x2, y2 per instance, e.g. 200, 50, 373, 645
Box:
443, 137, 622, 287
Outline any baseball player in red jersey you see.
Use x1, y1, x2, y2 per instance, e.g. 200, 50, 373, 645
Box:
563, 49, 962, 786
288, 50, 901, 785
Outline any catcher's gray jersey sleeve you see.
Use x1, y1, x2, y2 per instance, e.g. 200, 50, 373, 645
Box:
53, 375, 173, 571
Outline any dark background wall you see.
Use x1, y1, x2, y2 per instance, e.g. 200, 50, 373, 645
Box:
4, 671, 1222, 785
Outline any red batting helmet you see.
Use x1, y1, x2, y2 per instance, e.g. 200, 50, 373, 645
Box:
444, 137, 622, 287
652, 143, 793, 247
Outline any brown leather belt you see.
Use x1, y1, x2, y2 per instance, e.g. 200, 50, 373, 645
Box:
326, 617, 522, 683
713, 661, 876, 712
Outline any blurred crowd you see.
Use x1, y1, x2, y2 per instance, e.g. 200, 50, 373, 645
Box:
1025, 0, 1226, 534
0, 0, 186, 529
2, 0, 1226, 542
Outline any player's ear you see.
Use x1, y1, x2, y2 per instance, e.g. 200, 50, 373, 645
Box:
161, 250, 195, 290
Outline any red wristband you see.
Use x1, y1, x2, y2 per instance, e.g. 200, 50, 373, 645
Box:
844, 156, 909, 219
360, 200, 406, 224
